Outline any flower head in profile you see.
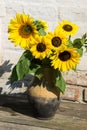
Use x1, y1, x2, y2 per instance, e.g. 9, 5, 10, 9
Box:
34, 19, 48, 31
55, 20, 79, 36
50, 48, 80, 71
30, 36, 52, 60
8, 13, 38, 48
46, 31, 68, 51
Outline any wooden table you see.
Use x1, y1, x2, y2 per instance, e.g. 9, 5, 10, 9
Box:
0, 95, 87, 130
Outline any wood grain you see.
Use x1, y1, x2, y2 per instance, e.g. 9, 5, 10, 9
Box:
0, 98, 87, 130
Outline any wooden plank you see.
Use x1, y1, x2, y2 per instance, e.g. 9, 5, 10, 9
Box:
0, 101, 87, 130
0, 122, 51, 130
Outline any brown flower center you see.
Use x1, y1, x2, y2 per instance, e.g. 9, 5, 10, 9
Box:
63, 24, 73, 32
52, 37, 62, 47
19, 24, 33, 37
58, 51, 71, 61
37, 43, 46, 52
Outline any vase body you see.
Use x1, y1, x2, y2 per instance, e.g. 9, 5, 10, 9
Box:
27, 67, 60, 119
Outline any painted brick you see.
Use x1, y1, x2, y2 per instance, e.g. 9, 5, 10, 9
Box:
13, 0, 43, 5
63, 71, 78, 85
61, 85, 82, 102
58, 7, 87, 22
24, 5, 57, 22
0, 0, 6, 16
56, 0, 87, 8
3, 49, 23, 64
63, 71, 87, 87
77, 53, 87, 71
77, 71, 87, 87
5, 1, 24, 15
83, 88, 87, 102
0, 19, 3, 65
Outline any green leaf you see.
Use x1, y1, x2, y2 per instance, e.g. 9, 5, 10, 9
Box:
35, 67, 43, 79
55, 71, 66, 93
10, 50, 33, 84
16, 50, 33, 81
10, 65, 18, 84
77, 48, 83, 56
82, 33, 86, 39
73, 38, 82, 49
28, 59, 43, 79
38, 28, 46, 36
16, 57, 30, 80
67, 36, 73, 47
18, 50, 33, 61
33, 20, 46, 33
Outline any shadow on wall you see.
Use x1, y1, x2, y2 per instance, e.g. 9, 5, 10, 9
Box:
0, 60, 13, 77
7, 74, 35, 95
0, 60, 33, 97
0, 60, 13, 94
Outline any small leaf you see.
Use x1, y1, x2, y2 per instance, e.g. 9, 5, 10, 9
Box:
35, 67, 43, 79
10, 65, 18, 84
73, 38, 82, 49
77, 48, 83, 56
16, 57, 30, 80
68, 36, 73, 47
19, 50, 33, 61
38, 28, 46, 36
55, 71, 66, 93
82, 33, 87, 39
10, 50, 33, 84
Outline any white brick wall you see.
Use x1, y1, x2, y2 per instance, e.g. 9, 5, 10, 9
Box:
0, 0, 87, 68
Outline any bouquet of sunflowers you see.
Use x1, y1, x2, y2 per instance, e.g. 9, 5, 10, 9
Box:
8, 13, 87, 93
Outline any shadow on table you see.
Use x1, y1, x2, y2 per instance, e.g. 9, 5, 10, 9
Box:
3, 103, 35, 118
0, 94, 35, 118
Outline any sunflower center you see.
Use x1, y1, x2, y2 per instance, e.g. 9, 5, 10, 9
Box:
58, 51, 71, 61
37, 43, 46, 52
63, 24, 73, 32
52, 37, 62, 47
22, 24, 33, 35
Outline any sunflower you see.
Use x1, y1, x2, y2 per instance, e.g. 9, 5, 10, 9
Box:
46, 31, 68, 51
55, 20, 79, 36
30, 36, 52, 60
50, 48, 80, 71
8, 13, 38, 48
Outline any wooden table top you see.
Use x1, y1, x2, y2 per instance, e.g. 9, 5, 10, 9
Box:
0, 96, 87, 130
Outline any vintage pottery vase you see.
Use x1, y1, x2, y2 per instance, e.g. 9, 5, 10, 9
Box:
27, 67, 60, 119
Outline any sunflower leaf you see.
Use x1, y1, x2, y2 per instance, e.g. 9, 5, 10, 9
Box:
35, 67, 43, 79
82, 33, 86, 39
73, 38, 83, 49
38, 28, 46, 36
28, 60, 43, 79
68, 35, 73, 47
55, 71, 66, 93
10, 65, 18, 84
16, 57, 30, 80
77, 48, 83, 56
18, 50, 33, 61
10, 50, 33, 84
33, 20, 43, 31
